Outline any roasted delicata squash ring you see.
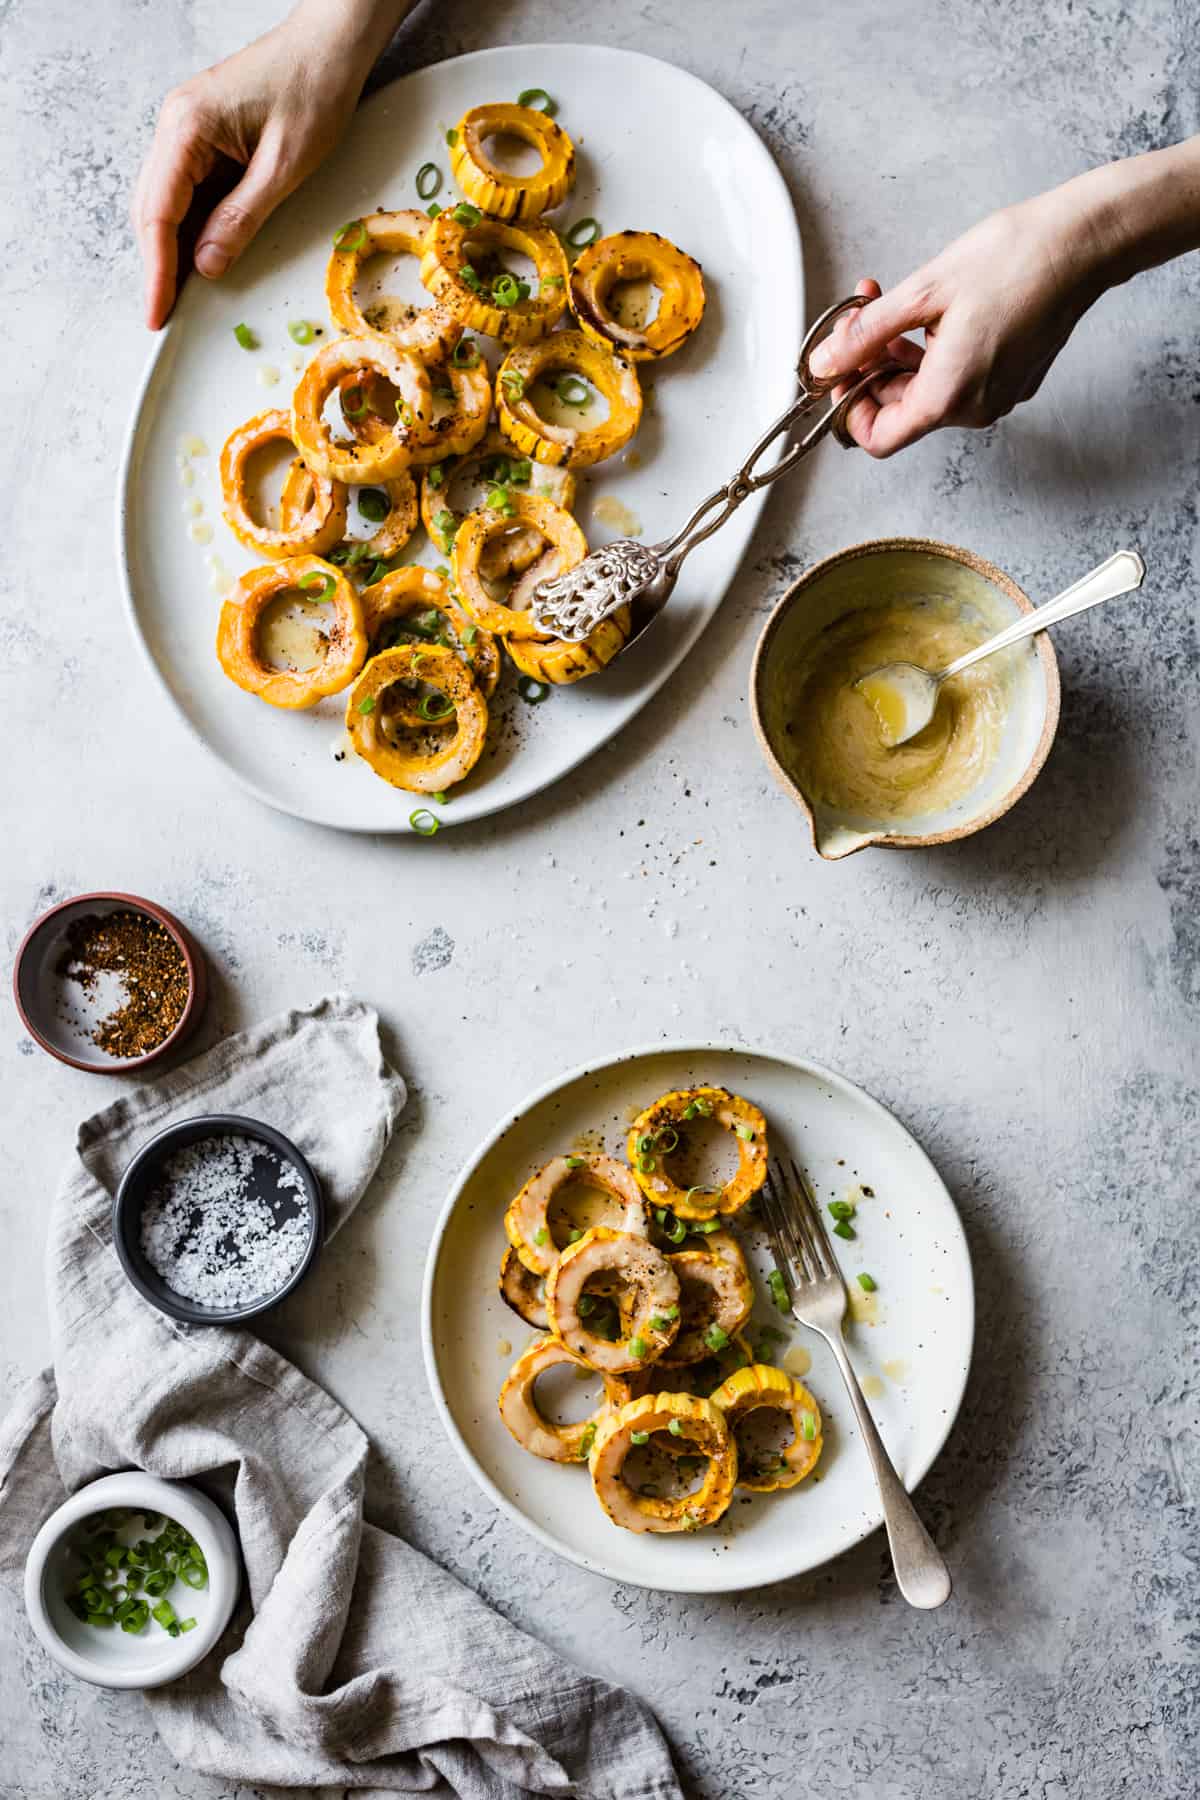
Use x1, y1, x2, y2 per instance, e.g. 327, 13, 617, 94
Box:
291, 337, 434, 483
504, 1154, 647, 1278
220, 412, 348, 559
360, 565, 500, 698
498, 1248, 548, 1330
334, 360, 491, 466
216, 556, 366, 709
420, 427, 577, 556
278, 460, 417, 564
628, 1087, 768, 1220
453, 493, 587, 638
546, 1227, 680, 1374
496, 331, 642, 468
589, 1392, 737, 1533
449, 103, 576, 221
657, 1243, 754, 1367
420, 212, 568, 343
569, 230, 706, 361
325, 210, 463, 363
710, 1364, 824, 1492
344, 643, 488, 793
498, 1336, 637, 1463
507, 612, 630, 687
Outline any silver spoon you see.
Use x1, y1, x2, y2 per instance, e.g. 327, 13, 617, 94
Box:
529, 295, 903, 647
852, 550, 1146, 747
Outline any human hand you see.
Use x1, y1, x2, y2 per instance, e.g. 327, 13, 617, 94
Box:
132, 2, 401, 329
810, 191, 1114, 457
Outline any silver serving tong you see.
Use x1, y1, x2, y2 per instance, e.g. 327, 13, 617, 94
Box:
531, 294, 901, 645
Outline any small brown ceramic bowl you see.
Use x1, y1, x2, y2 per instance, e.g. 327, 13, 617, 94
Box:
750, 537, 1061, 860
12, 892, 206, 1073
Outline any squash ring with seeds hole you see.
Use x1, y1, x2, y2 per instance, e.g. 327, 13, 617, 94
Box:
291, 337, 434, 483
452, 492, 587, 639
278, 460, 418, 565
569, 230, 705, 361
325, 210, 463, 363
496, 331, 642, 468
589, 1392, 737, 1532
657, 1242, 754, 1368
361, 565, 499, 698
498, 1336, 639, 1463
216, 556, 366, 709
545, 1226, 679, 1374
220, 411, 348, 560
504, 1154, 647, 1278
709, 1363, 823, 1491
450, 103, 576, 221
627, 1086, 767, 1220
344, 643, 487, 793
420, 211, 568, 343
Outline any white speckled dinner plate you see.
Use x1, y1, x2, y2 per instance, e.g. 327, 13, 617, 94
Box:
117, 44, 803, 832
422, 1043, 974, 1593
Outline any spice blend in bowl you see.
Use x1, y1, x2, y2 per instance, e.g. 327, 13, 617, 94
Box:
12, 892, 206, 1072
113, 1115, 324, 1325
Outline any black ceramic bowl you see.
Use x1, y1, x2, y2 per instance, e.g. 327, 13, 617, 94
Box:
113, 1115, 324, 1326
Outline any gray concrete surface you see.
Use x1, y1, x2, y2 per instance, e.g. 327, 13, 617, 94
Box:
1, 1, 1197, 1795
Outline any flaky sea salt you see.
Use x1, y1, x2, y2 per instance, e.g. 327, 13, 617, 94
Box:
139, 1134, 311, 1308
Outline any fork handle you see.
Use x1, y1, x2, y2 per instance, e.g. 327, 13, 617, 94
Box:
819, 1327, 952, 1609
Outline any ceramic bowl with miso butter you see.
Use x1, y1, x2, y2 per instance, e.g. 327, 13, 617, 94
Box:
750, 539, 1061, 860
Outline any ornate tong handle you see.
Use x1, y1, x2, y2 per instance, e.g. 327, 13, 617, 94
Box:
652, 295, 897, 581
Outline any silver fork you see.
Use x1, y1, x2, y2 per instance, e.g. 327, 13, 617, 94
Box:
761, 1159, 952, 1609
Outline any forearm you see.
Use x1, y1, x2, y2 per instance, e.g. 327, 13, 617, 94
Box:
287, 0, 418, 81
1057, 136, 1200, 290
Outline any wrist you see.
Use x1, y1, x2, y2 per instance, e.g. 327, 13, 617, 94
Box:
1061, 138, 1200, 291
287, 0, 413, 86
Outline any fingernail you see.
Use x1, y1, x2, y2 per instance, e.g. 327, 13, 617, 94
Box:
809, 344, 834, 376
195, 243, 229, 278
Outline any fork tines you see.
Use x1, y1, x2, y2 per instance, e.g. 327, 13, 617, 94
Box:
762, 1157, 836, 1287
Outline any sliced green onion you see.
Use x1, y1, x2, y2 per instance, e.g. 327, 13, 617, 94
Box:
637, 1133, 655, 1154
461, 264, 484, 293
629, 1335, 648, 1360
342, 384, 369, 419
179, 1616, 197, 1632
735, 1125, 756, 1141
833, 1220, 856, 1240
418, 692, 454, 722
517, 675, 549, 704
299, 571, 335, 601
857, 1272, 878, 1292
565, 216, 600, 250
767, 1268, 790, 1313
364, 560, 392, 585
630, 1429, 649, 1446
828, 1199, 855, 1221
691, 1219, 721, 1234
517, 87, 558, 115
577, 1294, 596, 1317
555, 374, 590, 407
704, 1324, 730, 1351
653, 1126, 679, 1153
500, 369, 525, 400
431, 790, 449, 805
508, 457, 532, 484
452, 201, 482, 226
665, 1303, 680, 1321
150, 1599, 177, 1632
649, 1314, 671, 1332
445, 126, 459, 146
288, 319, 315, 345
358, 487, 390, 523
491, 273, 521, 308
533, 1227, 549, 1246
233, 322, 256, 351
143, 1567, 173, 1597
636, 1153, 656, 1174
427, 461, 446, 489
409, 807, 439, 836
667, 1418, 684, 1437
566, 1155, 585, 1168
333, 219, 367, 252
462, 625, 478, 645
451, 338, 480, 369
541, 273, 564, 289
567, 1227, 583, 1243
660, 1212, 687, 1246
685, 1185, 718, 1205
416, 161, 441, 200
577, 1423, 596, 1460
801, 1411, 817, 1442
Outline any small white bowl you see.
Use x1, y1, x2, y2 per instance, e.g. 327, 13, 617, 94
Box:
24, 1471, 240, 1689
